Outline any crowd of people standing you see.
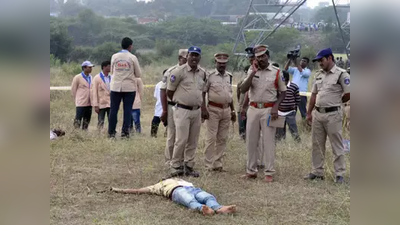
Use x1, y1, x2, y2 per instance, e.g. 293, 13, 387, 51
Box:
67, 37, 350, 184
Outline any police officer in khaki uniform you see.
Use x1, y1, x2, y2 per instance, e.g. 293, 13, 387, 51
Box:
203, 53, 236, 171
167, 46, 207, 177
160, 49, 188, 164
304, 48, 350, 184
240, 45, 287, 183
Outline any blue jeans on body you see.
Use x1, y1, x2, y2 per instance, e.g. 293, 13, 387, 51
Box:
298, 96, 307, 119
171, 186, 222, 212
131, 109, 141, 133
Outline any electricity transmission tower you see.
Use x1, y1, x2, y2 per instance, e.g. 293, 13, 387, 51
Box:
332, 0, 350, 58
232, 0, 307, 56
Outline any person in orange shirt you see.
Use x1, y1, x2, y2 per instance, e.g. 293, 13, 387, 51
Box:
92, 61, 112, 130
71, 61, 94, 130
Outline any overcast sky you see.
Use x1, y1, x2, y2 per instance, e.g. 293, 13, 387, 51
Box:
138, 0, 350, 9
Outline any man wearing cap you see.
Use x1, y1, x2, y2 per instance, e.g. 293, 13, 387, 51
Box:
166, 46, 207, 177
160, 49, 188, 164
71, 61, 94, 130
304, 48, 350, 184
108, 37, 142, 138
240, 47, 265, 169
92, 60, 112, 130
203, 53, 236, 172
240, 45, 287, 182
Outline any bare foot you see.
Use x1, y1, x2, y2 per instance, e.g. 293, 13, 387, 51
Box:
216, 205, 237, 214
201, 205, 215, 216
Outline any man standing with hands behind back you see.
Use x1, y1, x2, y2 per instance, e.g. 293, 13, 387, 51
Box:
92, 60, 112, 130
203, 53, 236, 172
284, 56, 311, 120
240, 45, 287, 183
108, 37, 142, 139
71, 61, 94, 130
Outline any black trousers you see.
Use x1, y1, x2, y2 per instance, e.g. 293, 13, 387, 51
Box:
98, 107, 110, 129
74, 106, 92, 130
150, 116, 161, 137
108, 91, 136, 137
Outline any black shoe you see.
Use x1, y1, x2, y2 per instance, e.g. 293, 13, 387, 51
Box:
121, 132, 130, 139
304, 173, 325, 180
168, 166, 184, 178
184, 166, 200, 177
335, 176, 344, 184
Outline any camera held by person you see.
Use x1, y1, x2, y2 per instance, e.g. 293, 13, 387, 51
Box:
287, 44, 302, 60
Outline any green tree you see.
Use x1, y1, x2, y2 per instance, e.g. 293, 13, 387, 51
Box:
50, 18, 73, 62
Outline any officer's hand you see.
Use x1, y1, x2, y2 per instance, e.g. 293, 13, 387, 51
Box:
94, 106, 100, 114
161, 111, 168, 123
306, 113, 312, 124
202, 109, 209, 120
231, 111, 237, 122
252, 60, 259, 73
271, 106, 278, 120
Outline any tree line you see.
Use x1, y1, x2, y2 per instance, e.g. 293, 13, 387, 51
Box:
50, 7, 349, 70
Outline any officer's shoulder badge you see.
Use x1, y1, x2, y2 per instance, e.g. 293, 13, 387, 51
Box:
170, 75, 176, 83
344, 77, 350, 85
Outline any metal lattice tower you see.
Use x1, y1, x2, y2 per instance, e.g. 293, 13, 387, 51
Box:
332, 0, 350, 57
232, 0, 307, 56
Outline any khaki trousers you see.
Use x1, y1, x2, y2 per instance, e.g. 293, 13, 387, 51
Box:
311, 110, 346, 176
164, 104, 175, 164
246, 106, 276, 176
171, 107, 201, 169
204, 105, 231, 169
257, 134, 264, 166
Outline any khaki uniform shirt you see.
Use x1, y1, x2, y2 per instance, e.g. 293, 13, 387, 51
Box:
91, 73, 111, 109
71, 73, 92, 107
312, 65, 350, 108
245, 65, 287, 103
145, 178, 194, 198
160, 64, 179, 101
167, 64, 207, 107
204, 69, 233, 104
132, 78, 144, 109
110, 51, 142, 92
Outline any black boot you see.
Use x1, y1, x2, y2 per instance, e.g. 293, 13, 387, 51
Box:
184, 165, 200, 177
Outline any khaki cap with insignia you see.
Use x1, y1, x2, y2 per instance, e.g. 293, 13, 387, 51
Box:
179, 49, 188, 58
214, 53, 229, 63
253, 45, 269, 57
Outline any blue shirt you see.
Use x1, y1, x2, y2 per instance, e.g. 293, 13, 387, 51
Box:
288, 66, 311, 92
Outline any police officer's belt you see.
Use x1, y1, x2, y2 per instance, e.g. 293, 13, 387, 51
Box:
249, 102, 275, 109
168, 101, 176, 106
315, 106, 340, 113
176, 104, 200, 110
208, 101, 230, 109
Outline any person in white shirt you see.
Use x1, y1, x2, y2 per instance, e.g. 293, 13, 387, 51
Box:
151, 79, 165, 137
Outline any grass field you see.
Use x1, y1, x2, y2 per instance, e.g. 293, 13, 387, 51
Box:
50, 64, 350, 225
